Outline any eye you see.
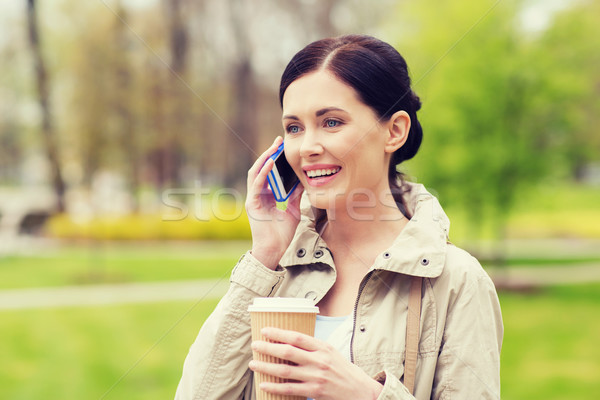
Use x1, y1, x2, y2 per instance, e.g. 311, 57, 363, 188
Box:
324, 119, 342, 128
285, 124, 301, 134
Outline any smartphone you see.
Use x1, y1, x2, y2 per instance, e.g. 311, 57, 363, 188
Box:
266, 143, 300, 202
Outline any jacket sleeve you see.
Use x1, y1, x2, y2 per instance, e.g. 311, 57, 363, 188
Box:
374, 370, 415, 400
431, 266, 503, 399
175, 252, 286, 400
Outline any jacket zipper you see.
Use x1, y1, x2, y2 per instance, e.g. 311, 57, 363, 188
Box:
350, 270, 373, 363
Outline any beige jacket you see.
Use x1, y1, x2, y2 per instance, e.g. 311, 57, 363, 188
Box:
175, 184, 503, 400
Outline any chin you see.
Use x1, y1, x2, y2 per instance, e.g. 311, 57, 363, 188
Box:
306, 188, 346, 212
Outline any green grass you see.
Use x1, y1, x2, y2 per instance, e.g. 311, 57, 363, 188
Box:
0, 241, 250, 289
1, 284, 599, 399
1, 181, 597, 398
0, 299, 220, 400
1, 240, 598, 290
500, 284, 600, 399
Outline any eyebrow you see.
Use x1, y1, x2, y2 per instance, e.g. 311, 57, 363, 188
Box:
282, 107, 347, 121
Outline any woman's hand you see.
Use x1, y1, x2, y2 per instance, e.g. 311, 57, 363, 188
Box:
249, 327, 383, 400
246, 136, 304, 270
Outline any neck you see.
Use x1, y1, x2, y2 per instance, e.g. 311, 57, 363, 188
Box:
323, 188, 408, 248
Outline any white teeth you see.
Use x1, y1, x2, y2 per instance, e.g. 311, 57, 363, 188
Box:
307, 167, 340, 178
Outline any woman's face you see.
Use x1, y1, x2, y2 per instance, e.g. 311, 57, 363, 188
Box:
282, 69, 396, 211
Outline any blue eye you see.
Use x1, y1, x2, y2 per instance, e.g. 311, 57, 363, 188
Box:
286, 125, 300, 134
325, 119, 340, 128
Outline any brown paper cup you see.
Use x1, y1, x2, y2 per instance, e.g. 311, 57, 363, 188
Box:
249, 297, 319, 400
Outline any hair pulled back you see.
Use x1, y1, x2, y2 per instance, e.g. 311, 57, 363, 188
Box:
279, 34, 422, 215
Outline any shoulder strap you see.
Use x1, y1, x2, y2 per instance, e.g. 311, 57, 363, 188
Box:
404, 276, 423, 395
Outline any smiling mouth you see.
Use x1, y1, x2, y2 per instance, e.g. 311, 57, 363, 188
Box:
306, 167, 341, 179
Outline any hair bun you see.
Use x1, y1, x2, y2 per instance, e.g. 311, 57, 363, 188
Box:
411, 91, 422, 112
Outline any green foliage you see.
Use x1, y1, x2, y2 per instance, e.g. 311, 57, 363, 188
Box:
505, 182, 600, 239
384, 0, 600, 241
533, 0, 600, 174
444, 182, 600, 243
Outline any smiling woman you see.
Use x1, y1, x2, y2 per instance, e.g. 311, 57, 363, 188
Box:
281, 69, 411, 214
175, 35, 503, 400
279, 37, 423, 220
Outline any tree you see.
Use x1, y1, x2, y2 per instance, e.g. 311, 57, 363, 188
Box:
533, 0, 600, 180
26, 0, 66, 212
384, 0, 598, 247
160, 0, 190, 189
112, 1, 140, 211
0, 41, 24, 184
222, 0, 261, 187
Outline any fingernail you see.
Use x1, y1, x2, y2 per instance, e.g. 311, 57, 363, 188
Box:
251, 341, 258, 350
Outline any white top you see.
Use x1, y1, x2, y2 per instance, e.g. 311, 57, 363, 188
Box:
314, 314, 353, 360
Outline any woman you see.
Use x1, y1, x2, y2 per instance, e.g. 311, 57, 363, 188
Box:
176, 34, 503, 400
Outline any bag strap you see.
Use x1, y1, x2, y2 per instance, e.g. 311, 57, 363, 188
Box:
404, 276, 423, 395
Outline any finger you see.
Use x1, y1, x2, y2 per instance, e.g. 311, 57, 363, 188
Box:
248, 136, 283, 182
249, 363, 322, 397
257, 381, 311, 397
247, 138, 281, 200
262, 327, 322, 352
248, 359, 311, 383
252, 340, 308, 365
247, 156, 273, 198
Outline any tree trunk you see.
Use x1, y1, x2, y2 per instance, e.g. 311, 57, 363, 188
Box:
113, 1, 140, 212
163, 0, 190, 189
26, 0, 66, 212
225, 0, 259, 188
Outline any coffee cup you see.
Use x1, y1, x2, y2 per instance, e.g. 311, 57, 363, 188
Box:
249, 297, 319, 400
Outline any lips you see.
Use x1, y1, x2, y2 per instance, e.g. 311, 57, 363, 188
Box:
306, 167, 341, 178
302, 164, 342, 187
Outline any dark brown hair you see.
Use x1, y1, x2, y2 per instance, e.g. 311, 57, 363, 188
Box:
279, 34, 422, 217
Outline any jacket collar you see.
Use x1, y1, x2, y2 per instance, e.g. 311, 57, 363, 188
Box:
279, 183, 449, 278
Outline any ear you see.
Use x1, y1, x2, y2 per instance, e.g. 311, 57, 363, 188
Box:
384, 110, 411, 153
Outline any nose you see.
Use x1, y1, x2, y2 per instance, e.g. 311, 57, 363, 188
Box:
299, 131, 324, 159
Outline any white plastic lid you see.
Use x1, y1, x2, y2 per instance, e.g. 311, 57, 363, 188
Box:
248, 297, 319, 313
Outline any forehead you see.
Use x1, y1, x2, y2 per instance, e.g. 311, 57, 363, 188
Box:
282, 70, 362, 115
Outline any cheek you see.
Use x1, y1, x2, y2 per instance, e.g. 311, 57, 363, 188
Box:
344, 138, 388, 180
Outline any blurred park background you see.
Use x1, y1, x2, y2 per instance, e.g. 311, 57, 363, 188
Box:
0, 0, 599, 398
